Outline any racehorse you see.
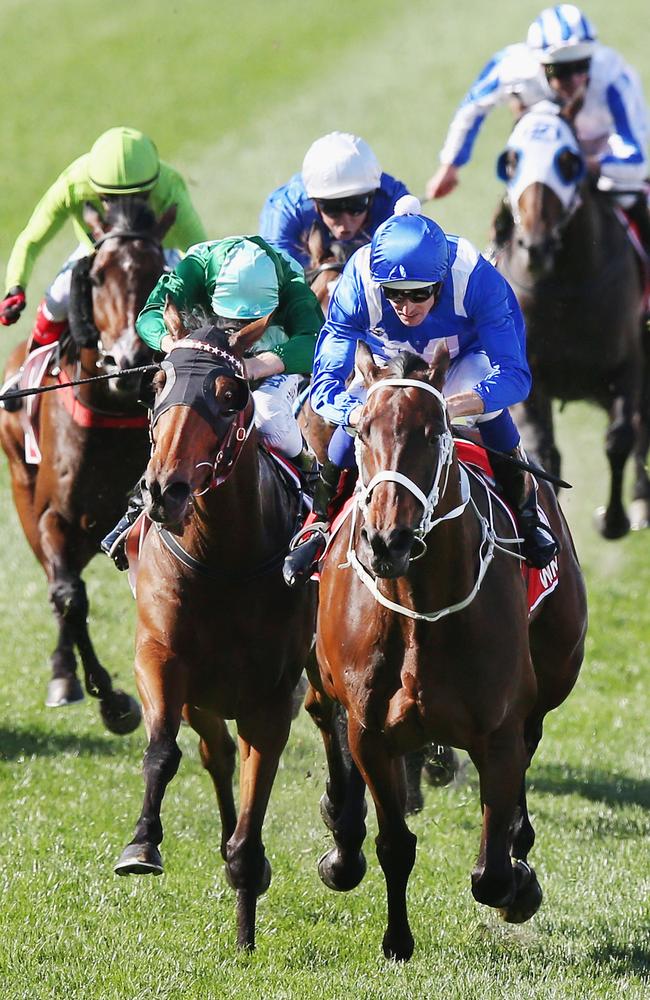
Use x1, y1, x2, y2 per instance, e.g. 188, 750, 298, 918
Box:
305, 343, 587, 960
492, 102, 648, 537
0, 198, 175, 732
114, 301, 317, 951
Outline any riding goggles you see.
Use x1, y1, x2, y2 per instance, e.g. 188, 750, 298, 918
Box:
315, 194, 372, 217
544, 58, 591, 81
382, 282, 441, 304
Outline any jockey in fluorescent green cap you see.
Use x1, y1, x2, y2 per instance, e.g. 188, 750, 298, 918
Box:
0, 125, 206, 350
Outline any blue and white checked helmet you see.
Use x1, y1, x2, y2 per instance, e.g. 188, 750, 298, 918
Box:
527, 5, 597, 64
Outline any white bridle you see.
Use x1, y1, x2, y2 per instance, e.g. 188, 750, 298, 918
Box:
343, 377, 507, 622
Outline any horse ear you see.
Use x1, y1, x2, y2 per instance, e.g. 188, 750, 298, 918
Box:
306, 221, 328, 265
228, 315, 273, 356
155, 203, 178, 240
560, 88, 585, 124
83, 202, 107, 241
355, 340, 381, 386
162, 296, 186, 341
427, 341, 450, 390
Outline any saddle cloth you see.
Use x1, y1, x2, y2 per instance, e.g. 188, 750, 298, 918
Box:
0, 343, 58, 464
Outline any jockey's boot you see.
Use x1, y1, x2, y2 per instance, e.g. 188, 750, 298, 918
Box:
490, 447, 559, 570
282, 459, 342, 587
29, 301, 68, 352
100, 480, 146, 571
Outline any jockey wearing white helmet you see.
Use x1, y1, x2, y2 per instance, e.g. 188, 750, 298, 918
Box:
425, 6, 650, 255
283, 197, 558, 586
259, 131, 410, 269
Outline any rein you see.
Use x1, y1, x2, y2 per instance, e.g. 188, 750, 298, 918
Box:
343, 378, 521, 622
92, 229, 164, 252
0, 363, 159, 405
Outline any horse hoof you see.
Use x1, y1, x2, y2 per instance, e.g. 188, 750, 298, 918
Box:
498, 861, 543, 923
422, 745, 459, 787
629, 499, 650, 531
382, 928, 415, 962
224, 857, 272, 896
46, 677, 84, 708
100, 690, 142, 735
317, 847, 366, 892
593, 506, 630, 540
114, 842, 163, 876
404, 790, 424, 816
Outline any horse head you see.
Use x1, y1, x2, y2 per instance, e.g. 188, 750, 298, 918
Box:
305, 223, 368, 313
144, 298, 258, 526
68, 198, 175, 396
352, 340, 452, 578
497, 104, 585, 277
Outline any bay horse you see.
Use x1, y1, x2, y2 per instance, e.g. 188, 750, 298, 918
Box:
306, 342, 587, 960
493, 103, 648, 537
115, 301, 317, 951
0, 198, 175, 732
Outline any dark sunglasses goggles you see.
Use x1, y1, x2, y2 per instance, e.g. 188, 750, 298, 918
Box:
382, 282, 442, 304
315, 194, 372, 217
545, 58, 591, 80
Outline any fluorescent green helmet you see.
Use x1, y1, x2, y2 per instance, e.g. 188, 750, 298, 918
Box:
88, 127, 160, 195
211, 240, 280, 320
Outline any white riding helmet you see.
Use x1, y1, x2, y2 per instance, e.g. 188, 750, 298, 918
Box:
302, 132, 382, 199
527, 4, 597, 64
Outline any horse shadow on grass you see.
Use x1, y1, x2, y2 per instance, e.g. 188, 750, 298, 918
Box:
0, 725, 137, 762
529, 762, 650, 810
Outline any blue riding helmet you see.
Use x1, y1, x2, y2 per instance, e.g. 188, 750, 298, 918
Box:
370, 214, 450, 285
211, 240, 280, 320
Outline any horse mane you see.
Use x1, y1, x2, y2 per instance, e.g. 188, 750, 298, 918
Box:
388, 351, 429, 379
104, 196, 157, 233
68, 255, 99, 351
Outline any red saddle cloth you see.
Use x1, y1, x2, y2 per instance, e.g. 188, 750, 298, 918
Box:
314, 439, 559, 616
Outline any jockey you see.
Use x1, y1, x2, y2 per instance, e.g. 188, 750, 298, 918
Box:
259, 131, 410, 269
102, 235, 323, 568
0, 126, 207, 346
283, 196, 559, 587
424, 4, 650, 255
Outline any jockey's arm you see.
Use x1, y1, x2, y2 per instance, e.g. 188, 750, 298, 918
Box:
4, 169, 72, 294
268, 248, 324, 375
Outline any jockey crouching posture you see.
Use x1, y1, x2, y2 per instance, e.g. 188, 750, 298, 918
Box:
283, 197, 559, 587
102, 236, 323, 568
424, 4, 650, 260
259, 131, 410, 269
0, 126, 207, 361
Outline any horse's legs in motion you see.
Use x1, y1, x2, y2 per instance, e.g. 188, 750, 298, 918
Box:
115, 652, 185, 875
185, 706, 238, 861
595, 387, 636, 538
469, 721, 530, 915
225, 690, 293, 951
631, 331, 650, 529
513, 388, 561, 483
305, 684, 368, 892
40, 509, 140, 732
347, 716, 417, 961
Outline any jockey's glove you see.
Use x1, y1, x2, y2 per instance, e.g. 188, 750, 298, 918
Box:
0, 287, 26, 326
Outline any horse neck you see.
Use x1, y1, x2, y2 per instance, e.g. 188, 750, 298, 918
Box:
557, 186, 602, 274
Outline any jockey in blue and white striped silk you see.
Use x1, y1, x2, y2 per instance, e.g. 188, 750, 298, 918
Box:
260, 132, 410, 270
283, 197, 559, 587
425, 4, 650, 254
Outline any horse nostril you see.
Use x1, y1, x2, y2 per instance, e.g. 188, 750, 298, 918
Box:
163, 481, 191, 507
389, 528, 415, 554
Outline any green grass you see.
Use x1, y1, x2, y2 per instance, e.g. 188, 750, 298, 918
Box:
1, 2, 649, 997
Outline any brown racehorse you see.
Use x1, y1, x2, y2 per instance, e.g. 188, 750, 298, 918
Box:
115, 301, 317, 951
0, 198, 175, 732
305, 343, 587, 961
493, 103, 648, 536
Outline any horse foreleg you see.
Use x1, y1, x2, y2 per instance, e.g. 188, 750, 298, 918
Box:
469, 721, 528, 913
226, 692, 293, 950
40, 508, 140, 733
115, 648, 185, 876
348, 718, 417, 962
630, 341, 650, 528
596, 393, 635, 538
185, 706, 237, 861
513, 390, 560, 484
305, 684, 368, 892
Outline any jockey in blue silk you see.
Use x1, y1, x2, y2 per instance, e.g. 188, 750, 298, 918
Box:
283, 196, 559, 587
424, 4, 650, 255
259, 131, 410, 269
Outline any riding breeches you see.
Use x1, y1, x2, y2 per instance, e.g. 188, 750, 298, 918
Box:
42, 245, 182, 323
253, 373, 304, 458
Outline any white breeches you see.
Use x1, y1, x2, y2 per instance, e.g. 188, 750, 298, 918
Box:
43, 244, 181, 322
253, 373, 304, 457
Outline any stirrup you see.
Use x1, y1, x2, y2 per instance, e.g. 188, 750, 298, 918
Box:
520, 518, 560, 570
282, 522, 329, 587
100, 515, 134, 571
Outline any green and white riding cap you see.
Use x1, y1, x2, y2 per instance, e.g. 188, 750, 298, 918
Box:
88, 127, 160, 195
211, 240, 280, 320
